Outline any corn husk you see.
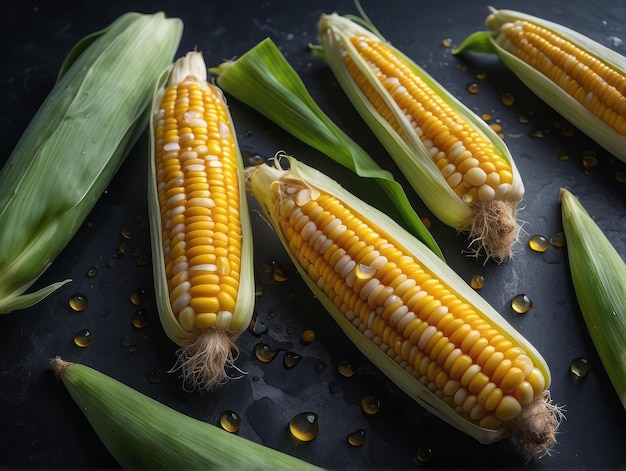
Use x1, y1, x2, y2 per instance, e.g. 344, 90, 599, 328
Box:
560, 188, 626, 410
147, 51, 256, 392
454, 8, 626, 163
316, 13, 524, 262
51, 357, 324, 470
0, 12, 183, 313
209, 37, 443, 261
248, 156, 561, 457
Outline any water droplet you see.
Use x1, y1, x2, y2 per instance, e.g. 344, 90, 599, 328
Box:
69, 293, 89, 312
559, 154, 570, 161
268, 308, 277, 317
482, 113, 492, 121
355, 263, 376, 280
127, 345, 139, 353
347, 429, 367, 446
470, 274, 485, 290
615, 170, 626, 183
361, 394, 381, 415
315, 361, 326, 372
421, 217, 431, 229
529, 234, 549, 252
582, 154, 598, 175
338, 360, 355, 377
87, 266, 98, 278
416, 445, 433, 463
147, 371, 160, 384
289, 412, 319, 441
248, 312, 269, 336
501, 92, 515, 106
254, 342, 278, 363
283, 351, 302, 368
129, 288, 145, 306
121, 228, 133, 239
115, 240, 127, 257
132, 308, 150, 328
301, 329, 316, 344
467, 82, 479, 94
441, 37, 452, 48
528, 129, 544, 138
549, 232, 566, 248
120, 336, 133, 348
476, 72, 487, 80
73, 329, 93, 347
106, 257, 116, 268
489, 122, 502, 133
511, 294, 533, 314
518, 115, 529, 124
270, 261, 288, 282
570, 357, 591, 378
219, 410, 242, 432
137, 255, 150, 267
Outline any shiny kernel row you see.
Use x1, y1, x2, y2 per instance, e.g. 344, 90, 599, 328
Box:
273, 179, 547, 427
153, 79, 242, 331
345, 36, 515, 204
498, 21, 626, 136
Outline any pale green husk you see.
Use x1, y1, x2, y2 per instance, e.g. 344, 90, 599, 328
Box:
248, 156, 559, 455
0, 12, 183, 313
560, 189, 626, 410
147, 52, 256, 391
51, 357, 324, 470
209, 37, 443, 261
316, 13, 525, 262
454, 8, 626, 163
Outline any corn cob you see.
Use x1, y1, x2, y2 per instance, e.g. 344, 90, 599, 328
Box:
148, 51, 255, 391
0, 12, 182, 314
50, 357, 324, 470
247, 155, 561, 458
560, 188, 626, 410
317, 13, 525, 262
454, 8, 626, 163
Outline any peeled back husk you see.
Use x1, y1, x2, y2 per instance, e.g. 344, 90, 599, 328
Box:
0, 12, 183, 313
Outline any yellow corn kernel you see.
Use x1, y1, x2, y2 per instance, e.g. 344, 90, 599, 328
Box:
248, 156, 562, 455
149, 51, 254, 391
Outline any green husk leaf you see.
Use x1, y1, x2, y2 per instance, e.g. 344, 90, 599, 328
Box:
560, 188, 626, 409
0, 12, 183, 313
454, 8, 626, 163
209, 38, 443, 261
51, 356, 324, 470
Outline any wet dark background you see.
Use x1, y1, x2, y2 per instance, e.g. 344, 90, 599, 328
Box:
1, 0, 625, 469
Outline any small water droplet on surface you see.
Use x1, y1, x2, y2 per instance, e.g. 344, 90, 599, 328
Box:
570, 357, 591, 378
283, 351, 302, 368
470, 274, 485, 290
467, 82, 479, 94
501, 92, 515, 106
338, 360, 355, 377
347, 429, 367, 446
219, 410, 242, 432
416, 445, 433, 463
361, 394, 381, 415
529, 234, 549, 252
73, 329, 93, 347
549, 232, 566, 248
511, 294, 533, 314
254, 342, 278, 363
69, 293, 88, 312
147, 371, 160, 384
289, 412, 319, 441
301, 329, 316, 344
132, 308, 150, 328
87, 266, 98, 278
129, 288, 145, 306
